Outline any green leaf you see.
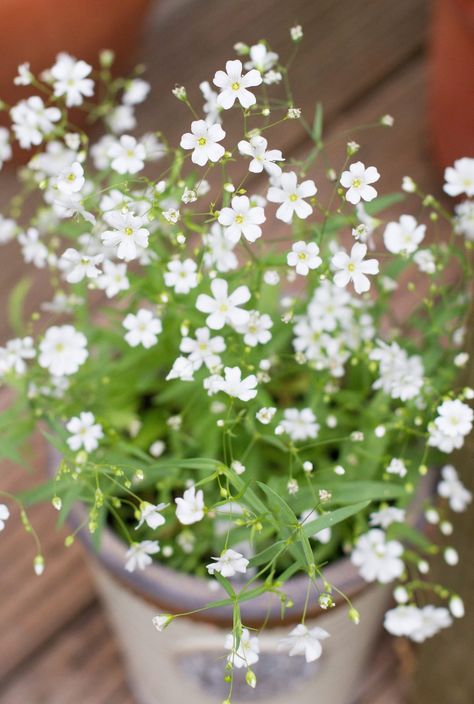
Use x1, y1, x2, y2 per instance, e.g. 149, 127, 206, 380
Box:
312, 102, 323, 144
8, 277, 32, 335
301, 501, 370, 538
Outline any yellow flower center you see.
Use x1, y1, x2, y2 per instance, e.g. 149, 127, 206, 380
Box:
352, 178, 362, 188
67, 173, 76, 181
348, 263, 356, 272
289, 193, 298, 202
198, 137, 207, 146
298, 252, 307, 260
235, 214, 244, 224
124, 227, 134, 236
55, 343, 64, 352
231, 82, 240, 91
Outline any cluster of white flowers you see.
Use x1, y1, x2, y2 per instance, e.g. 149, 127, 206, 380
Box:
0, 40, 472, 697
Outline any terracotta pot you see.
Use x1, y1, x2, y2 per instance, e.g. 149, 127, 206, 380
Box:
49, 446, 432, 704
429, 0, 474, 170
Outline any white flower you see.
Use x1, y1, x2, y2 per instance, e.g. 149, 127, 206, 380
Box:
428, 425, 464, 454
300, 509, 331, 544
0, 504, 10, 531
267, 171, 317, 223
180, 327, 225, 370
437, 465, 472, 512
136, 502, 168, 530
124, 540, 160, 572
10, 96, 61, 148
123, 79, 150, 105
152, 614, 173, 631
108, 135, 146, 174
280, 408, 319, 441
97, 260, 130, 298
203, 223, 238, 272
66, 412, 103, 452
56, 161, 85, 194
332, 243, 379, 294
0, 215, 16, 244
370, 507, 406, 528
386, 458, 408, 478
235, 310, 273, 346
0, 337, 35, 376
0, 127, 12, 168
207, 548, 249, 577
256, 407, 276, 424
370, 340, 424, 401
218, 195, 265, 244
166, 356, 195, 382
59, 248, 103, 284
123, 309, 162, 348
14, 62, 32, 86
351, 529, 404, 584
383, 215, 426, 255
340, 161, 380, 204
51, 53, 94, 107
414, 249, 436, 274
101, 210, 150, 261
200, 81, 221, 124
287, 241, 322, 276
394, 606, 452, 643
231, 460, 246, 475
39, 325, 88, 376
213, 59, 262, 110
107, 105, 136, 134
290, 25, 303, 41
454, 200, 474, 240
434, 399, 473, 438
237, 136, 283, 176
277, 624, 329, 663
443, 157, 474, 197
225, 628, 260, 669
175, 486, 205, 525
164, 258, 199, 294
384, 605, 423, 637
244, 43, 278, 73
196, 278, 250, 330
180, 120, 225, 166
218, 366, 258, 401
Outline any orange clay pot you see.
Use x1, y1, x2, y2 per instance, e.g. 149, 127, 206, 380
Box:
429, 0, 474, 171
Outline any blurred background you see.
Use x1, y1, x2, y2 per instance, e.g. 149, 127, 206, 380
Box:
0, 0, 473, 702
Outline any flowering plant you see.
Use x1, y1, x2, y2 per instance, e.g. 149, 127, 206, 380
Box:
0, 30, 473, 698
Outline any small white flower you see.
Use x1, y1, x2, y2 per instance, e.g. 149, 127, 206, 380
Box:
180, 327, 225, 370
10, 96, 61, 148
235, 310, 273, 346
332, 242, 379, 294
66, 412, 103, 453
225, 628, 260, 668
287, 241, 322, 276
97, 260, 130, 298
218, 195, 265, 244
166, 356, 195, 382
108, 135, 146, 174
244, 43, 278, 73
238, 135, 283, 176
0, 128, 12, 168
175, 485, 205, 525
256, 406, 276, 424
200, 81, 221, 124
180, 120, 225, 166
277, 624, 329, 663
213, 59, 262, 110
231, 460, 246, 475
101, 210, 149, 261
59, 248, 103, 284
14, 62, 33, 86
413, 248, 436, 274
290, 25, 303, 41
267, 171, 317, 223
370, 507, 406, 528
340, 161, 380, 204
434, 399, 473, 438
454, 200, 474, 240
196, 278, 250, 330
386, 458, 408, 478
280, 408, 319, 441
123, 309, 162, 349
351, 529, 404, 584
437, 464, 472, 512
56, 161, 85, 194
0, 337, 35, 376
384, 605, 423, 637
0, 215, 16, 244
124, 540, 160, 572
443, 157, 474, 197
207, 548, 249, 577
218, 366, 258, 402
0, 504, 10, 531
164, 258, 199, 294
136, 502, 168, 530
402, 176, 416, 193
383, 215, 426, 255
152, 614, 173, 631
39, 325, 88, 377
51, 53, 94, 107
123, 79, 150, 105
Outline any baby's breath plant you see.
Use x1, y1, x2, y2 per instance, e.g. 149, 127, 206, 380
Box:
0, 32, 473, 698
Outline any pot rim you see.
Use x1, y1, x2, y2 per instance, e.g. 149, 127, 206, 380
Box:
49, 447, 432, 628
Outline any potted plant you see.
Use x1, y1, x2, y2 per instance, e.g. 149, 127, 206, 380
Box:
0, 29, 473, 704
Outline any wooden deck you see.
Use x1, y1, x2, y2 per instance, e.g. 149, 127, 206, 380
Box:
2, 0, 470, 702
